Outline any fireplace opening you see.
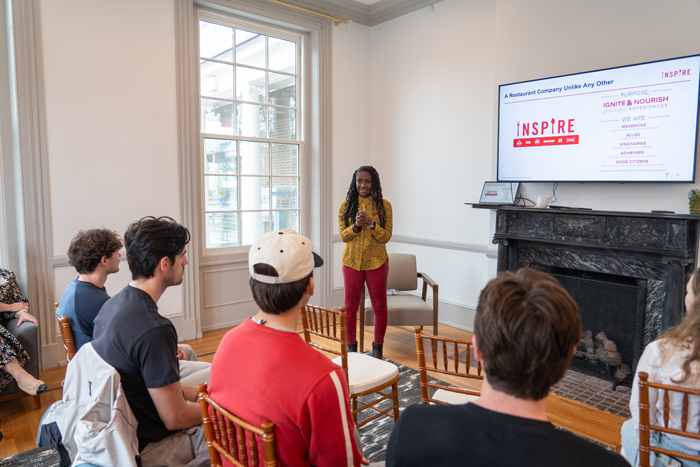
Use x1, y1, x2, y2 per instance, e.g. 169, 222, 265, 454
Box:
531, 264, 646, 389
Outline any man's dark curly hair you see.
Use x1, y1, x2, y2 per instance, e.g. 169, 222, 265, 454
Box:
67, 229, 123, 274
342, 166, 387, 228
124, 216, 190, 280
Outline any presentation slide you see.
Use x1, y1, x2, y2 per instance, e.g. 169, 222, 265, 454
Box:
498, 55, 700, 182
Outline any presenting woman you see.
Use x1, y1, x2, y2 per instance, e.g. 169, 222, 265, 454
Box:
621, 269, 700, 466
339, 166, 392, 359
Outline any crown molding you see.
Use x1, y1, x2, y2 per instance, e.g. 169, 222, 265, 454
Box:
264, 0, 444, 27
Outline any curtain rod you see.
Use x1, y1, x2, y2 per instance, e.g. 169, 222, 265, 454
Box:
268, 0, 349, 26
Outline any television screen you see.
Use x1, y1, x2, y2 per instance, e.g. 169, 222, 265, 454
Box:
497, 55, 700, 183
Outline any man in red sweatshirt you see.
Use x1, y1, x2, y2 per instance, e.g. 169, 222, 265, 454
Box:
209, 229, 368, 467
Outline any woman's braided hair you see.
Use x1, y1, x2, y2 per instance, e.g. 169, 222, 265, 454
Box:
342, 166, 386, 228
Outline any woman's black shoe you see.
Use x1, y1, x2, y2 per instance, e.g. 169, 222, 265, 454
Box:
372, 342, 383, 359
347, 343, 358, 353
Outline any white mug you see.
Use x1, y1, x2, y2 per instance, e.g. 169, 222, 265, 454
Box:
536, 196, 550, 209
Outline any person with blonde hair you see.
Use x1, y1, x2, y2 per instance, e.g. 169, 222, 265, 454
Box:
622, 270, 700, 466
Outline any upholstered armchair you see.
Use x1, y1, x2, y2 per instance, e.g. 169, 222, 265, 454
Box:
0, 316, 41, 409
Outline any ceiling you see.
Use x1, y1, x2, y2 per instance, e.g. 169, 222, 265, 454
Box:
274, 0, 443, 27
345, 0, 383, 5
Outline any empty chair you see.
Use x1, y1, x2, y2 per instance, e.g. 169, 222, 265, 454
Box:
300, 304, 400, 428
198, 383, 277, 467
414, 327, 482, 405
359, 253, 438, 352
637, 371, 700, 467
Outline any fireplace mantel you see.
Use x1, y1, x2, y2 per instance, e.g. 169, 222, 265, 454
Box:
477, 206, 700, 344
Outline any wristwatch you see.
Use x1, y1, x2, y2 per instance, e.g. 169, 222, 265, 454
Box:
370, 220, 376, 229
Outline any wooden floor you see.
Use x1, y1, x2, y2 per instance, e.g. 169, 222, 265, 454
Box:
0, 321, 626, 458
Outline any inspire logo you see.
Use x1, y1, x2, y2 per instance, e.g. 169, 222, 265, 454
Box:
516, 118, 575, 137
512, 118, 579, 148
661, 68, 691, 79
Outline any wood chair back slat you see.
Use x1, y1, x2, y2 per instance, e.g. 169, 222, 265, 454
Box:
300, 305, 349, 389
638, 372, 700, 467
414, 327, 483, 405
442, 341, 448, 371
415, 326, 430, 404
453, 342, 459, 374
198, 383, 277, 467
55, 303, 77, 362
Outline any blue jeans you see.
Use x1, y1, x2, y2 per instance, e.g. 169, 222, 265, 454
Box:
621, 418, 700, 466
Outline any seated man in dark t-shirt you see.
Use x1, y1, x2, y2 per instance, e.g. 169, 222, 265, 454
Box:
385, 268, 629, 467
91, 216, 208, 467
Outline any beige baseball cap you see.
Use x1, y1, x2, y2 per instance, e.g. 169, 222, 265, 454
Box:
249, 229, 323, 284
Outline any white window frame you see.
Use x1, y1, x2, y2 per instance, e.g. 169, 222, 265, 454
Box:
197, 11, 304, 254
176, 0, 334, 340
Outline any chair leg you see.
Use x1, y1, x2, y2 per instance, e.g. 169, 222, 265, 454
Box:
359, 288, 365, 353
391, 382, 400, 423
33, 394, 41, 410
352, 396, 358, 424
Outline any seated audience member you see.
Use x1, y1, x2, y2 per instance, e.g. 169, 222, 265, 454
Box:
621, 269, 700, 466
91, 217, 208, 467
209, 229, 368, 467
385, 268, 628, 467
57, 228, 209, 384
56, 228, 122, 350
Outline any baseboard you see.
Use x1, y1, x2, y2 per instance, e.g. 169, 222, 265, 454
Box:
182, 318, 198, 341
201, 317, 248, 333
40, 342, 65, 370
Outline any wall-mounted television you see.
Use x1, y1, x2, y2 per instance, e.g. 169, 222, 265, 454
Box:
497, 54, 700, 183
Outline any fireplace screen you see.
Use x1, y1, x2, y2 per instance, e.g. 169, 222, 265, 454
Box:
548, 270, 645, 383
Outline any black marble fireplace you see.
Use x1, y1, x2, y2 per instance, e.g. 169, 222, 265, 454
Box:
485, 206, 700, 384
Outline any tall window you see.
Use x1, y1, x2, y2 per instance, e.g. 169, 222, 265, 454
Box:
199, 17, 301, 249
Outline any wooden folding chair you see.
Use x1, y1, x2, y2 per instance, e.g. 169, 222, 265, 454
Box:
300, 304, 400, 428
55, 303, 76, 363
638, 371, 700, 466
414, 327, 483, 405
198, 383, 277, 467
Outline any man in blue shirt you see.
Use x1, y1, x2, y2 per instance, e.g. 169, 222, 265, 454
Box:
56, 228, 122, 350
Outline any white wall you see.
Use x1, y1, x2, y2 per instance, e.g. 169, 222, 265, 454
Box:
347, 0, 499, 329
492, 0, 700, 210
331, 23, 372, 291
332, 0, 700, 331
41, 0, 184, 356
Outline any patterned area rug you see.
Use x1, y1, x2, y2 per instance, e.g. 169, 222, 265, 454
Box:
355, 355, 427, 463
355, 356, 611, 463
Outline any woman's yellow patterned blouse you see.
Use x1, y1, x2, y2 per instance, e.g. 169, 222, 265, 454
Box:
338, 197, 393, 271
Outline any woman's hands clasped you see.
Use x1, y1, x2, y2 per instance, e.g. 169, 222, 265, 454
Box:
355, 209, 374, 229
